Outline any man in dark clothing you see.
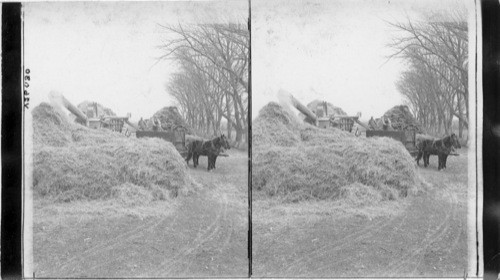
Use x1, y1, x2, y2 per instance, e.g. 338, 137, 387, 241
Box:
138, 117, 146, 131
153, 117, 161, 131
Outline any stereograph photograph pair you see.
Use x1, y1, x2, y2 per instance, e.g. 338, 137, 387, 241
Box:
15, 0, 483, 278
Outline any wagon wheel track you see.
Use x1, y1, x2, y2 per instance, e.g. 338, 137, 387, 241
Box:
151, 205, 222, 276
151, 193, 229, 277
386, 187, 458, 276
283, 180, 461, 277
388, 204, 453, 276
408, 198, 461, 275
177, 194, 232, 276
317, 184, 460, 277
81, 212, 181, 276
282, 218, 385, 273
163, 195, 228, 276
55, 216, 165, 276
283, 212, 401, 275
63, 212, 181, 277
405, 185, 463, 276
310, 206, 411, 275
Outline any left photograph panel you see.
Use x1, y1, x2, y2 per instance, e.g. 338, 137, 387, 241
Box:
23, 1, 249, 278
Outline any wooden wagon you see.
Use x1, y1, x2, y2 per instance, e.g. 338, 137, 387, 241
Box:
366, 125, 419, 157
135, 126, 188, 158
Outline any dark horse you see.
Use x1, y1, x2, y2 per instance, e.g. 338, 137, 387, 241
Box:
416, 133, 461, 170
185, 134, 231, 171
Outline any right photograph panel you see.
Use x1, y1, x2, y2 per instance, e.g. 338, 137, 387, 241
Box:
251, 0, 476, 277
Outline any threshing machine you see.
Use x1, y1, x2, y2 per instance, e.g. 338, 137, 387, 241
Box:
289, 94, 418, 156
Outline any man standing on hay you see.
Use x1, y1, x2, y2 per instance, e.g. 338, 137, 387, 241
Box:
138, 117, 147, 131
153, 117, 162, 131
382, 117, 394, 131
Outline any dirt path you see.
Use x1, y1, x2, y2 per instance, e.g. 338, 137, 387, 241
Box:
34, 150, 248, 278
253, 149, 468, 277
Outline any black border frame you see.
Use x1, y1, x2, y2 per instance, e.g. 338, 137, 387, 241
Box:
481, 0, 500, 279
1, 2, 23, 280
2, 0, 498, 278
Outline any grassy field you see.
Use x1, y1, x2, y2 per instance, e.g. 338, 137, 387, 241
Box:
253, 148, 469, 277
33, 149, 249, 278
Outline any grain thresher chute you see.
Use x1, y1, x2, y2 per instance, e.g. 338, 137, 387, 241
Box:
287, 93, 419, 156
60, 95, 137, 133
289, 94, 369, 133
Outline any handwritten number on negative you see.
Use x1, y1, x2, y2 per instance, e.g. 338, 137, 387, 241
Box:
24, 68, 30, 109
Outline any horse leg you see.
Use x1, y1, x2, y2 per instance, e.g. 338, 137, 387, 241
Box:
439, 153, 447, 170
186, 152, 192, 166
207, 155, 213, 171
416, 152, 422, 166
213, 156, 217, 169
194, 154, 199, 168
437, 154, 442, 171
423, 153, 428, 167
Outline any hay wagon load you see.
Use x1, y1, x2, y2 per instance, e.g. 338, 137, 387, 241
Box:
365, 105, 423, 157
135, 106, 192, 158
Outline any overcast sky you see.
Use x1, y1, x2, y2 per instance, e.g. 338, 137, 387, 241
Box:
25, 1, 248, 120
25, 0, 470, 122
251, 0, 470, 120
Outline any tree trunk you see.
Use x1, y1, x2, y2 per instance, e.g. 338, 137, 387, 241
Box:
227, 119, 232, 139
225, 93, 232, 139
459, 118, 464, 138
235, 129, 243, 143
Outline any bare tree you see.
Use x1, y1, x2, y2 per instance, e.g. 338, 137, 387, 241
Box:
159, 23, 249, 146
389, 11, 468, 137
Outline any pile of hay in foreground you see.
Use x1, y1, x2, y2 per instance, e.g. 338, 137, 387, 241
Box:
33, 102, 198, 202
253, 102, 424, 203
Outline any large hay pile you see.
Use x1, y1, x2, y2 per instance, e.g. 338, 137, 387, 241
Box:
253, 102, 423, 202
151, 106, 193, 134
382, 105, 423, 132
33, 102, 197, 202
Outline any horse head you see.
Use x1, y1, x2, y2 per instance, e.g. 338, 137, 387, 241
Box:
450, 133, 461, 149
220, 134, 231, 150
